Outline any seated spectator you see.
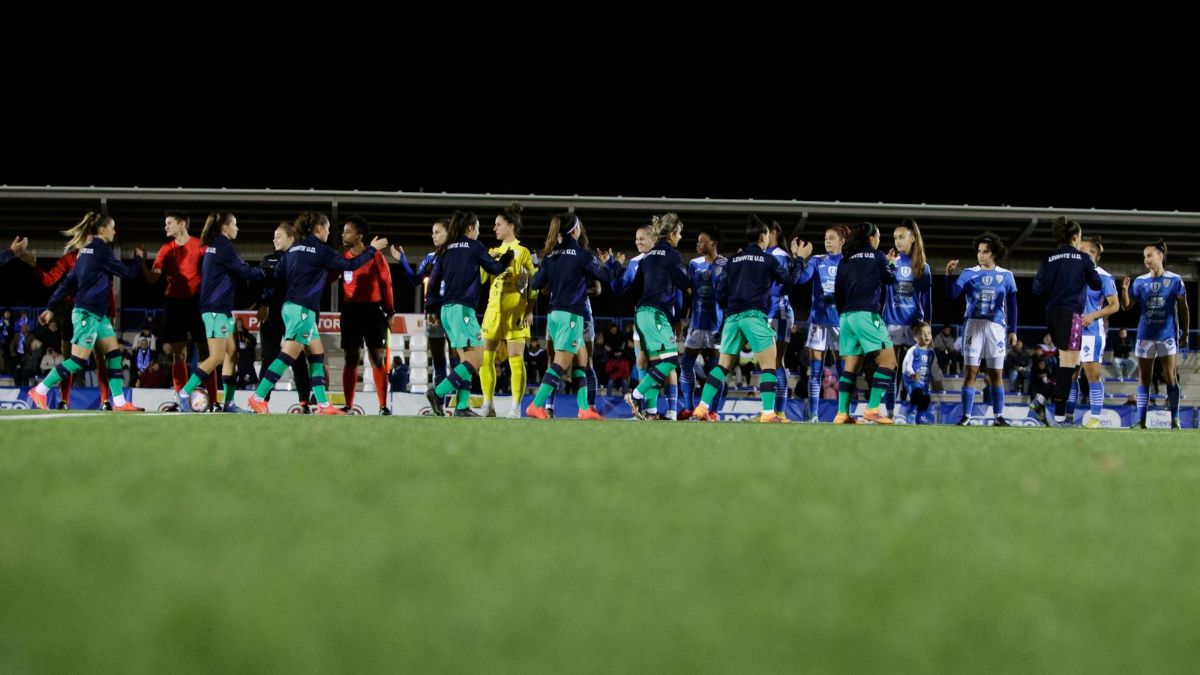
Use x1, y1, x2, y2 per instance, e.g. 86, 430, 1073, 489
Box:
525, 338, 547, 386
1111, 328, 1136, 379
138, 361, 170, 388
132, 339, 154, 387
135, 324, 157, 354
605, 353, 632, 395
16, 337, 43, 387
1005, 340, 1032, 394
40, 345, 62, 377
933, 325, 962, 376
388, 356, 409, 393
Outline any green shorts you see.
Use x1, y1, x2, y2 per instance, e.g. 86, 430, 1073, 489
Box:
546, 310, 585, 354
70, 308, 116, 348
719, 310, 775, 355
202, 312, 235, 340
282, 302, 320, 346
839, 311, 893, 356
441, 303, 483, 349
635, 307, 678, 357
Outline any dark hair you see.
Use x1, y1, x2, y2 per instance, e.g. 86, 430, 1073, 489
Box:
63, 211, 113, 252
973, 231, 1008, 262
294, 212, 330, 237
696, 227, 722, 247
1051, 216, 1081, 245
914, 320, 931, 332
164, 210, 190, 225
1146, 239, 1168, 256
344, 214, 371, 238
440, 210, 478, 256
843, 221, 879, 255
1082, 235, 1104, 258
542, 212, 580, 258
433, 217, 450, 229
499, 201, 523, 235
746, 215, 770, 245
200, 212, 234, 246
896, 219, 927, 279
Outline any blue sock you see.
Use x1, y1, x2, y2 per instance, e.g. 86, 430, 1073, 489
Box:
666, 383, 678, 418
679, 355, 696, 410
1066, 381, 1078, 418
962, 387, 976, 418
775, 367, 787, 413
1168, 384, 1181, 421
1136, 385, 1148, 423
991, 384, 1005, 419
809, 371, 822, 418
1089, 381, 1103, 417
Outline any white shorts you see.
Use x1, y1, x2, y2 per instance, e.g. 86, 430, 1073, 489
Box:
887, 324, 915, 347
685, 329, 718, 350
1135, 338, 1177, 359
963, 319, 1006, 369
1080, 334, 1106, 364
806, 324, 840, 352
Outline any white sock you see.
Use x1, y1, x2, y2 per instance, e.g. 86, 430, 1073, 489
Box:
34, 383, 49, 395
112, 393, 127, 407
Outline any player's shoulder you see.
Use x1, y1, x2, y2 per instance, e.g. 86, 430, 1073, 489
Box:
1135, 272, 1154, 282
966, 265, 983, 273
1095, 266, 1112, 278
689, 255, 706, 266
1163, 270, 1183, 281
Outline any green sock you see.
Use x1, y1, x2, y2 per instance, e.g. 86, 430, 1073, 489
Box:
106, 355, 125, 404
699, 367, 724, 407
223, 380, 235, 406
182, 373, 204, 395
310, 362, 328, 405
868, 372, 889, 409
255, 359, 289, 398
838, 375, 854, 414
573, 368, 588, 409
760, 372, 777, 413
456, 388, 470, 410
636, 360, 676, 398
435, 363, 473, 398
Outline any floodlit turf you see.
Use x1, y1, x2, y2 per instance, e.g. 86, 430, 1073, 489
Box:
1, 412, 1199, 674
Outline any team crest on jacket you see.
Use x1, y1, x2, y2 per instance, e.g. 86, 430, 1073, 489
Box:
982, 276, 993, 286
901, 266, 911, 276
1151, 282, 1162, 292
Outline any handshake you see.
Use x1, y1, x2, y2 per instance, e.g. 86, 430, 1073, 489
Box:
495, 249, 515, 267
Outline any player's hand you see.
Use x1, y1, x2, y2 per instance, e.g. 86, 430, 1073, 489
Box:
887, 248, 902, 265
946, 259, 959, 274
389, 245, 406, 262
19, 250, 36, 266
523, 311, 533, 328
369, 236, 389, 250
257, 306, 269, 324
1081, 315, 1094, 328
1008, 332, 1017, 347
791, 238, 814, 259
10, 236, 28, 253
616, 252, 627, 266
1121, 277, 1131, 291
134, 246, 146, 258
497, 249, 515, 267
38, 310, 53, 325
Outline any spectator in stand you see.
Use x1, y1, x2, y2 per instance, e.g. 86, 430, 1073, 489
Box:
14, 310, 32, 335
138, 361, 170, 388
135, 324, 158, 354
605, 349, 632, 395
933, 325, 962, 376
133, 339, 155, 387
1005, 340, 1032, 394
0, 308, 13, 346
34, 320, 63, 354
525, 338, 547, 387
388, 355, 409, 393
41, 345, 63, 377
9, 323, 34, 368
1036, 334, 1059, 371
235, 319, 258, 388
16, 338, 43, 387
1111, 328, 1136, 379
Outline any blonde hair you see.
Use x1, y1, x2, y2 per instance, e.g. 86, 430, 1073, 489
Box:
649, 212, 681, 241
62, 211, 112, 252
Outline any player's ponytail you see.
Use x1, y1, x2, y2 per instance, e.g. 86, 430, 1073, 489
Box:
294, 212, 329, 238
499, 201, 523, 235
542, 212, 577, 259
200, 212, 234, 247
843, 221, 878, 255
62, 211, 112, 252
1051, 216, 1081, 245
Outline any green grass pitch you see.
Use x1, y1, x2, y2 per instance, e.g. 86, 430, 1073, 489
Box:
1, 411, 1198, 674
